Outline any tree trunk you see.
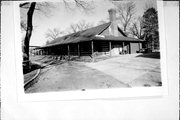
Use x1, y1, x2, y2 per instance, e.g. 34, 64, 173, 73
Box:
23, 2, 36, 70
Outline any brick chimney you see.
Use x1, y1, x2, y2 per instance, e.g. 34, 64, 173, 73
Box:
108, 8, 119, 36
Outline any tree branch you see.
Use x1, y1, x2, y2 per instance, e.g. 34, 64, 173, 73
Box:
21, 6, 40, 10
19, 2, 30, 7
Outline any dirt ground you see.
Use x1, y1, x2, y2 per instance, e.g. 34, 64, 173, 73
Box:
25, 53, 161, 93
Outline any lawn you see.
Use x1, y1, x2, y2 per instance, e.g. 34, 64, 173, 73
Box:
25, 53, 161, 93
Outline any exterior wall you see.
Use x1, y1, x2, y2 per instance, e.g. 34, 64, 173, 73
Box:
94, 41, 109, 53
79, 41, 92, 56
111, 42, 122, 55
130, 42, 141, 54
69, 43, 92, 56
94, 41, 130, 56
111, 41, 130, 55
35, 42, 92, 56
69, 44, 78, 55
48, 45, 68, 55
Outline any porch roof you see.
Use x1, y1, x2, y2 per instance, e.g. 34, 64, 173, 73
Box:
93, 35, 144, 42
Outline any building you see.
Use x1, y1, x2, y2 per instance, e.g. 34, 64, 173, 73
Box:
34, 9, 144, 60
29, 46, 40, 55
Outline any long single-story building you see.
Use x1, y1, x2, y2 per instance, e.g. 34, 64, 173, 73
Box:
33, 9, 144, 60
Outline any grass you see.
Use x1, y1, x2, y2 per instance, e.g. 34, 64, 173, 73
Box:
24, 69, 39, 84
136, 52, 160, 59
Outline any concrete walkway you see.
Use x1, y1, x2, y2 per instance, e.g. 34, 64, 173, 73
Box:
85, 54, 161, 87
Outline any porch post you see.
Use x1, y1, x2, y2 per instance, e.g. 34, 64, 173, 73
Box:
138, 41, 140, 52
67, 44, 70, 60
122, 42, 124, 54
49, 48, 51, 55
129, 42, 131, 54
109, 41, 112, 57
127, 44, 129, 54
78, 43, 80, 57
91, 41, 94, 62
44, 49, 45, 55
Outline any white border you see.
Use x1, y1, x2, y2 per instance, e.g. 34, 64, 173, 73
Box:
14, 1, 168, 102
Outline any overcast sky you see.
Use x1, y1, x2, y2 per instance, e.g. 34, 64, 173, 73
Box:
20, 0, 157, 46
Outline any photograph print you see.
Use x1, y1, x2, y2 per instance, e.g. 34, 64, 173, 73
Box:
20, 0, 162, 94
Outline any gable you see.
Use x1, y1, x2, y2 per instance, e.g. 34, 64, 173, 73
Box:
99, 23, 126, 37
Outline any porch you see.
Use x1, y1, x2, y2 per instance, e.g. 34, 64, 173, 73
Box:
33, 40, 141, 62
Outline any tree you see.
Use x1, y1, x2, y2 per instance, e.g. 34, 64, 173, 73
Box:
20, 20, 27, 31
130, 16, 144, 39
45, 28, 64, 44
20, 1, 94, 70
115, 1, 136, 36
20, 2, 36, 66
69, 20, 94, 33
142, 7, 159, 52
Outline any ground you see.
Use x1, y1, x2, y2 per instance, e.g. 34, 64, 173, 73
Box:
25, 53, 161, 93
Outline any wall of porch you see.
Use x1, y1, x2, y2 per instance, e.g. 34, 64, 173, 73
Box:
33, 41, 141, 57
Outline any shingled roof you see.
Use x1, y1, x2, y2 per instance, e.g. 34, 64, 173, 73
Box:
38, 22, 143, 49
93, 35, 143, 42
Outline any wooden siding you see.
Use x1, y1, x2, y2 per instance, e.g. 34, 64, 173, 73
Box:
94, 41, 109, 52
130, 43, 139, 54
79, 42, 92, 56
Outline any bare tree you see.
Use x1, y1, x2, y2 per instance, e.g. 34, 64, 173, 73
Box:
69, 20, 94, 33
130, 16, 144, 39
20, 1, 94, 70
20, 2, 36, 65
69, 24, 79, 33
45, 28, 64, 42
63, 0, 94, 12
20, 2, 54, 32
115, 1, 136, 36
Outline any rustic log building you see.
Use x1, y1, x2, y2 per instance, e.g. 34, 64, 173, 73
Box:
33, 9, 144, 60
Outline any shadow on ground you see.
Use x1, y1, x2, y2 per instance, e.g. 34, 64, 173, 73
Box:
136, 52, 160, 59
23, 63, 42, 74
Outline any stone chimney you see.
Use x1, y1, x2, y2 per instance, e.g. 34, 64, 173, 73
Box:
108, 8, 119, 36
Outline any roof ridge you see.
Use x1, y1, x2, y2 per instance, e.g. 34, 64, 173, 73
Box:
62, 22, 111, 38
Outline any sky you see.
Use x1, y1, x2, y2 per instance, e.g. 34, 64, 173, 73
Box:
20, 0, 157, 46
